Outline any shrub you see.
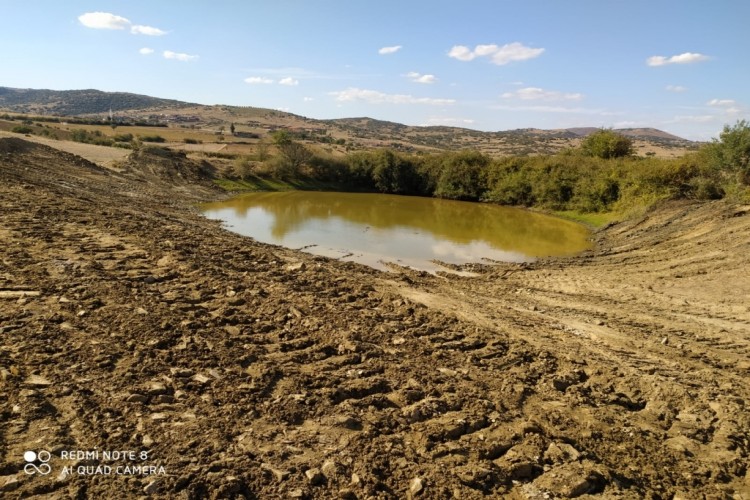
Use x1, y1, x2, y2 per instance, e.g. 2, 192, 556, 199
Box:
139, 135, 166, 143
11, 125, 33, 134
581, 129, 634, 159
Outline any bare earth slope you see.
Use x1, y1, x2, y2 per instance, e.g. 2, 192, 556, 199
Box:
1, 138, 748, 499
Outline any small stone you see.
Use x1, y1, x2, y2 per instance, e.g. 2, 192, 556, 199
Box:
170, 368, 194, 378
661, 337, 669, 345
150, 412, 168, 421
284, 262, 306, 272
126, 393, 148, 403
1, 476, 20, 492
350, 473, 362, 486
147, 382, 168, 395
261, 463, 290, 482
288, 489, 304, 498
24, 374, 52, 387
58, 296, 71, 303
322, 460, 338, 477
338, 488, 357, 500
392, 337, 407, 345
136, 307, 148, 315
153, 394, 174, 404
409, 477, 424, 496
305, 468, 325, 485
142, 435, 155, 447
143, 479, 161, 495
192, 373, 211, 384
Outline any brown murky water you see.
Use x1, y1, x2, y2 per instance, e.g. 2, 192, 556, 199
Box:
200, 191, 591, 272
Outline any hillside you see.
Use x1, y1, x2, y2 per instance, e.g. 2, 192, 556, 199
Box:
0, 87, 194, 116
0, 86, 696, 157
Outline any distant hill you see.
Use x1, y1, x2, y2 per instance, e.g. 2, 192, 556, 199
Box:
0, 86, 194, 115
0, 86, 696, 157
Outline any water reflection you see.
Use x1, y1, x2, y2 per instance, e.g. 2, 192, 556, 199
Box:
200, 191, 591, 271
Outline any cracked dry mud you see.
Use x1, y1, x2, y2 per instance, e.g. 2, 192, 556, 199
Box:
1, 137, 749, 499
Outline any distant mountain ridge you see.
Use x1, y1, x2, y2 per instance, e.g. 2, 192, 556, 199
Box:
0, 87, 194, 116
0, 86, 694, 156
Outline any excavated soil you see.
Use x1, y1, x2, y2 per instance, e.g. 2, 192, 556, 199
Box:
1, 137, 749, 499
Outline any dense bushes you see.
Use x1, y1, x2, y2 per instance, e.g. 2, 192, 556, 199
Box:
225, 121, 750, 212
291, 145, 735, 213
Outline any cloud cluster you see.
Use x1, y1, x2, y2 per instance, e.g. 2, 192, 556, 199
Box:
244, 76, 299, 86
78, 11, 166, 36
665, 85, 687, 92
502, 87, 583, 101
139, 48, 155, 55
406, 72, 437, 84
448, 42, 544, 65
329, 88, 455, 106
378, 45, 402, 55
646, 52, 709, 67
707, 98, 736, 106
163, 51, 198, 62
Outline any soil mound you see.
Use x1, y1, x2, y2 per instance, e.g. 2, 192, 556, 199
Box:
0, 136, 39, 154
124, 147, 217, 186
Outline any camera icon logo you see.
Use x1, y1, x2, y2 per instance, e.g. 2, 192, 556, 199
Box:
24, 450, 52, 475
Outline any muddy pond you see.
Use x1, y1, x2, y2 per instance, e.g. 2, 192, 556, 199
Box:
200, 191, 591, 272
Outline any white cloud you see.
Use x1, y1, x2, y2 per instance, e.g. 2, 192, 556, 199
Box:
139, 47, 154, 55
329, 87, 455, 106
493, 104, 611, 115
448, 42, 544, 65
406, 72, 437, 84
707, 99, 736, 106
279, 77, 299, 86
669, 115, 716, 123
646, 52, 710, 66
666, 85, 687, 92
244, 76, 274, 84
422, 117, 476, 127
131, 25, 167, 36
163, 50, 198, 62
378, 45, 402, 55
78, 12, 131, 30
303, 97, 314, 102
502, 87, 583, 101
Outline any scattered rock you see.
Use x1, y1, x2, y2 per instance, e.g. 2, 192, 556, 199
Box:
305, 468, 325, 486
24, 374, 52, 387
126, 393, 148, 403
143, 479, 161, 495
409, 477, 424, 496
261, 463, 290, 482
1, 476, 20, 492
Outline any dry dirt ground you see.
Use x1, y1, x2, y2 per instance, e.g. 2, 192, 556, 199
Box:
1, 137, 748, 499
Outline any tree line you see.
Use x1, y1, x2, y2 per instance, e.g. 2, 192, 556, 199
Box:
228, 124, 750, 213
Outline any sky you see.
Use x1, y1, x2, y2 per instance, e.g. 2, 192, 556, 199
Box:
1, 1, 748, 140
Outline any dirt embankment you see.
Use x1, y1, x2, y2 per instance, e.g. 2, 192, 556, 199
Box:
1, 137, 748, 499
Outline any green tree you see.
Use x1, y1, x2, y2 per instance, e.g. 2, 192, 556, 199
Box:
272, 131, 311, 178
580, 129, 633, 159
434, 151, 490, 200
707, 120, 750, 184
230, 123, 236, 136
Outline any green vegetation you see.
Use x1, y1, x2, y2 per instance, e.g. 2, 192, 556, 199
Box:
11, 125, 33, 134
70, 128, 115, 146
139, 135, 166, 143
219, 124, 749, 216
580, 129, 634, 159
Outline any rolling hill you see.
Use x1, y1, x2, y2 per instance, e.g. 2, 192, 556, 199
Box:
0, 86, 696, 156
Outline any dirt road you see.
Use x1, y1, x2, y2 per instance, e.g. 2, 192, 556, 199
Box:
1, 137, 748, 499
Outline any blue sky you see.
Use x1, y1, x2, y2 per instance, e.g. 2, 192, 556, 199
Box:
1, 1, 747, 140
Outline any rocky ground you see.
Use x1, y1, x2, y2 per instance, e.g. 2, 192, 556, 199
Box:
1, 137, 748, 499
